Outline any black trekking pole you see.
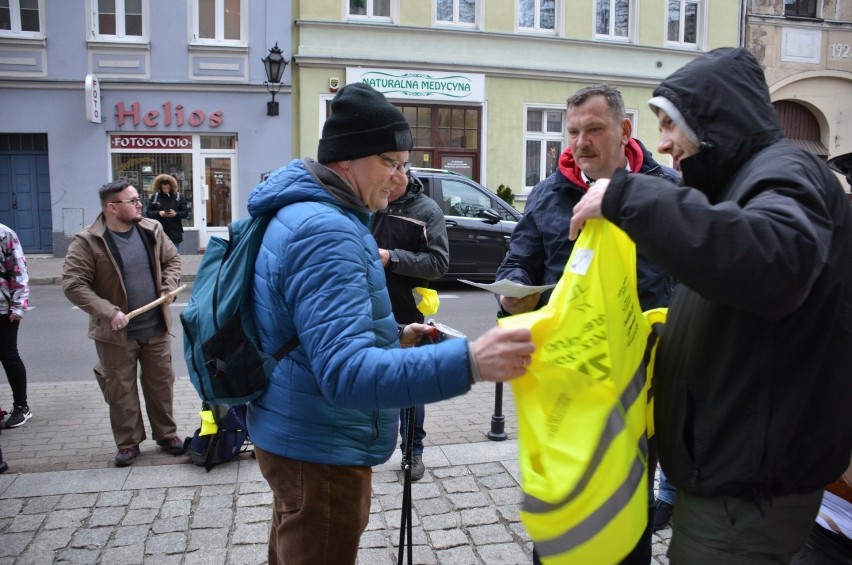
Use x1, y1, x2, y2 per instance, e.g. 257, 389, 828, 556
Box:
398, 406, 415, 565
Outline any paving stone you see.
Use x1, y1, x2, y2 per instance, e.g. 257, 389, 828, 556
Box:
165, 486, 197, 501
15, 546, 59, 564
184, 547, 227, 565
190, 508, 233, 529
227, 543, 267, 565
121, 508, 159, 526
97, 491, 133, 507
427, 528, 468, 549
22, 496, 60, 514
111, 525, 150, 547
447, 492, 489, 509
6, 513, 45, 533
43, 508, 90, 530
414, 497, 451, 516
160, 499, 191, 518
238, 481, 270, 495
489, 486, 522, 506
359, 529, 387, 548
420, 512, 459, 532
151, 515, 189, 534
142, 553, 182, 564
476, 541, 531, 564
31, 526, 74, 550
90, 506, 126, 527
130, 490, 166, 509
435, 544, 478, 564
200, 484, 234, 496
235, 505, 270, 524
188, 527, 229, 550
100, 544, 144, 565
479, 472, 517, 489
365, 510, 387, 532
71, 526, 113, 549
459, 507, 499, 526
430, 466, 470, 479
56, 493, 99, 509
0, 531, 35, 557
0, 499, 22, 519
196, 494, 232, 510
442, 476, 478, 493
468, 523, 513, 545
54, 548, 100, 564
411, 483, 441, 500
356, 547, 396, 565
145, 531, 187, 554
235, 492, 272, 507
233, 522, 269, 545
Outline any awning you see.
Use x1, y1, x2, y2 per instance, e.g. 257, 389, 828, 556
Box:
788, 138, 829, 157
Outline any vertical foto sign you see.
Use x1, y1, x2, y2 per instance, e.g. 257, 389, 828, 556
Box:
85, 74, 102, 124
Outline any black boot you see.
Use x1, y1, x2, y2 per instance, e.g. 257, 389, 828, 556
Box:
0, 447, 8, 474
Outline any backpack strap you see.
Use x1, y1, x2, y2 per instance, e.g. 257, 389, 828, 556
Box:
273, 336, 300, 360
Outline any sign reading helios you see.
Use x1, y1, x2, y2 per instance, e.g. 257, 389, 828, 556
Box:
346, 68, 484, 102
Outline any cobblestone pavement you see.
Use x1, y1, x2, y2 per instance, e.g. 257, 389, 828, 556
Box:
0, 255, 673, 563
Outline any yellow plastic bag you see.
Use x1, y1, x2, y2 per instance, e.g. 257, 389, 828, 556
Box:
413, 287, 440, 316
499, 219, 651, 564
199, 409, 218, 437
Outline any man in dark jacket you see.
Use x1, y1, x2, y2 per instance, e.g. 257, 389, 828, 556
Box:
145, 174, 188, 251
570, 47, 852, 563
372, 171, 450, 481
496, 84, 678, 564
497, 84, 678, 316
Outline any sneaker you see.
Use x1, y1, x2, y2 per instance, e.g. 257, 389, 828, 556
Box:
115, 446, 140, 467
157, 436, 187, 456
653, 500, 674, 531
4, 405, 31, 429
401, 454, 426, 481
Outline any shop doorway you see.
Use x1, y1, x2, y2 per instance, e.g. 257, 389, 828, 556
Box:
200, 155, 234, 248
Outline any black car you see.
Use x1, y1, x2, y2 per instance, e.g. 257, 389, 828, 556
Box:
412, 168, 521, 281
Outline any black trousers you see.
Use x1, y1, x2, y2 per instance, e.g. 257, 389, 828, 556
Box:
0, 316, 27, 408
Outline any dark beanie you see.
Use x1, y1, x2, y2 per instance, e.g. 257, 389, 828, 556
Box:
317, 83, 413, 164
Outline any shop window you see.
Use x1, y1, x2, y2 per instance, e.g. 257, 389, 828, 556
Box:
437, 0, 477, 27
519, 0, 556, 33
596, 0, 630, 40
666, 0, 701, 48
524, 107, 564, 191
92, 0, 146, 41
193, 0, 246, 45
111, 153, 195, 230
0, 0, 43, 38
348, 0, 391, 19
785, 0, 818, 18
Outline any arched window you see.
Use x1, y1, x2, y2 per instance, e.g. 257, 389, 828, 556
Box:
773, 100, 828, 157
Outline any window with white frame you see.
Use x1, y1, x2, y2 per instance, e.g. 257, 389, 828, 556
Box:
596, 0, 630, 40
524, 107, 565, 191
92, 0, 146, 41
348, 0, 391, 19
666, 0, 699, 47
193, 0, 246, 45
437, 0, 477, 27
519, 0, 556, 32
0, 0, 43, 37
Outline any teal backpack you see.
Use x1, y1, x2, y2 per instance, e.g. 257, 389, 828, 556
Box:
181, 214, 299, 405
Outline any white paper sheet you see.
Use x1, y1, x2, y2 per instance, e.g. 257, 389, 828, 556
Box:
458, 279, 557, 298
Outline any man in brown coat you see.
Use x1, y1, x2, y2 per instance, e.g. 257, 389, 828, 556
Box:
63, 180, 185, 466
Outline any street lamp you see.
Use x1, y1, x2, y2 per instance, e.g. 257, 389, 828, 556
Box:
262, 42, 288, 117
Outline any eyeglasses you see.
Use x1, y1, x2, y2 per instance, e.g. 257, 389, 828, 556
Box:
111, 197, 142, 206
377, 153, 411, 176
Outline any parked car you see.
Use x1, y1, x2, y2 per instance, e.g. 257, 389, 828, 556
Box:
412, 168, 521, 281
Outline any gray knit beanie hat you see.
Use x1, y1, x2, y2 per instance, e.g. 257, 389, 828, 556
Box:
317, 83, 413, 164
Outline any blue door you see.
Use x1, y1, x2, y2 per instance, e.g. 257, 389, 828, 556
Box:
0, 151, 53, 253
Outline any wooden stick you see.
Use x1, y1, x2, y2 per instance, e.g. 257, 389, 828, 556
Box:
126, 284, 187, 320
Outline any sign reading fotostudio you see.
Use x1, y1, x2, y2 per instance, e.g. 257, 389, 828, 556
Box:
346, 68, 485, 102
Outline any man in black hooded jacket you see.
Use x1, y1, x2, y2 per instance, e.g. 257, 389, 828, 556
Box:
570, 47, 852, 564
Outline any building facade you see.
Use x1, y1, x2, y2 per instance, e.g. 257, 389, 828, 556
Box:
0, 0, 293, 255
292, 0, 741, 207
745, 0, 852, 177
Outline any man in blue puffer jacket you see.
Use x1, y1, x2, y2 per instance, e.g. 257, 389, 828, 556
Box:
247, 82, 534, 565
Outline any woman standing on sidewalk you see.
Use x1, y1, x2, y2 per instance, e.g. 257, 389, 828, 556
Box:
0, 223, 31, 429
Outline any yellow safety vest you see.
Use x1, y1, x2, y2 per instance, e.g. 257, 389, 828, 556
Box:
500, 220, 660, 564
